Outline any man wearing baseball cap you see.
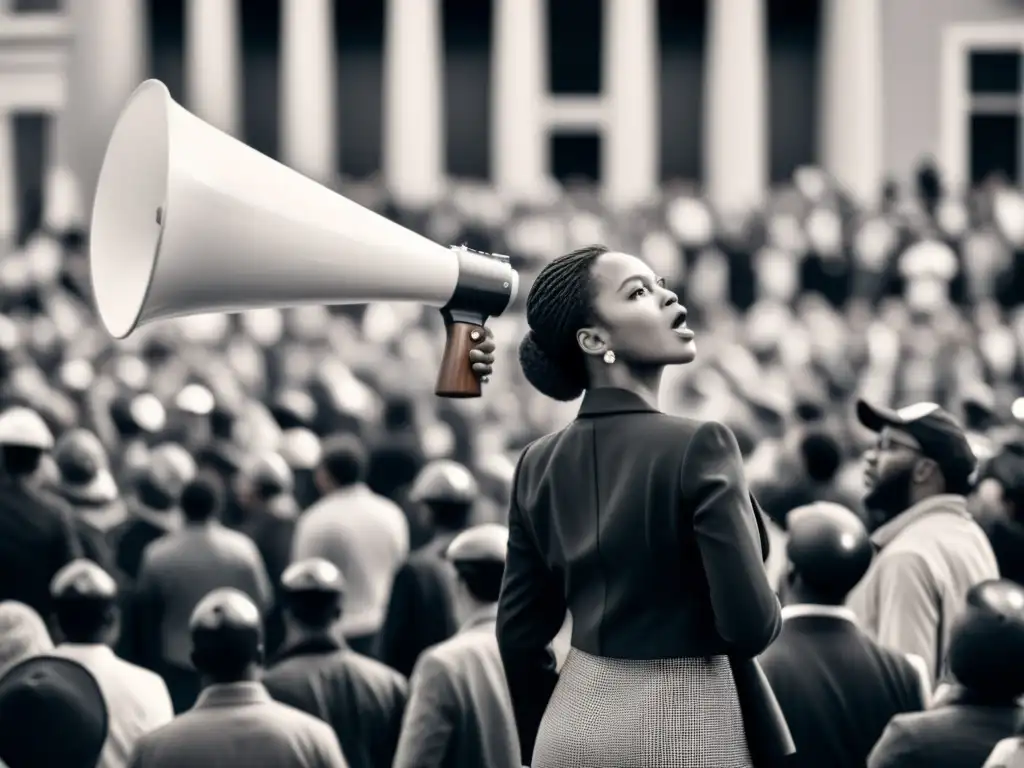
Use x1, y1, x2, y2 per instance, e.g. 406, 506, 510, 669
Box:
847, 399, 999, 689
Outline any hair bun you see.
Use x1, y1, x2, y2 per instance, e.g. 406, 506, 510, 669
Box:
518, 331, 585, 402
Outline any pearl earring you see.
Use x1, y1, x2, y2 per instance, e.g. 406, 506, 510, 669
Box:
603, 350, 616, 365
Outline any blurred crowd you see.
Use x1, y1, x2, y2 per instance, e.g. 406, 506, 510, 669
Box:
0, 156, 1024, 766
7, 160, 1024, 506
7, 160, 1024, 537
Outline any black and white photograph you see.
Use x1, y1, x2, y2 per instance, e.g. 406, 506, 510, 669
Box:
2, 0, 1024, 766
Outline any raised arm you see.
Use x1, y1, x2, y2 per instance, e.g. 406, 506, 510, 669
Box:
496, 451, 567, 766
681, 420, 782, 658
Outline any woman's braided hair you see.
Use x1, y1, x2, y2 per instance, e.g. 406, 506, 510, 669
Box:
518, 245, 609, 401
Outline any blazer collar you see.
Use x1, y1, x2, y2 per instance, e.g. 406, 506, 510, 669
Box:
577, 388, 660, 419
781, 604, 858, 625
194, 681, 271, 709
268, 634, 345, 666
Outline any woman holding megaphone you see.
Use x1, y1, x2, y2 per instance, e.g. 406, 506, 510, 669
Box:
493, 245, 791, 768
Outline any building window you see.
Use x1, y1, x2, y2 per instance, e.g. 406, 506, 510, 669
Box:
767, 0, 821, 184
11, 0, 63, 12
240, 0, 282, 160
12, 113, 49, 245
443, 0, 493, 180
334, 0, 384, 179
657, 0, 706, 184
547, 0, 603, 94
147, 0, 186, 105
551, 132, 601, 183
967, 49, 1021, 184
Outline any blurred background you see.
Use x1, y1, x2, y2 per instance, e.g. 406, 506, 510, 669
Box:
2, 0, 1024, 531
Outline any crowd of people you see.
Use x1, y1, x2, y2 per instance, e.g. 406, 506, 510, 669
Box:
0, 158, 1022, 766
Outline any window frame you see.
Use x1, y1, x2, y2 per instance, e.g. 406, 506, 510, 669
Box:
941, 22, 1024, 191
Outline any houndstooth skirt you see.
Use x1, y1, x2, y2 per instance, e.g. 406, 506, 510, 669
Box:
531, 648, 753, 768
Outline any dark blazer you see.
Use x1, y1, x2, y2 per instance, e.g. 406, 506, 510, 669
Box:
127, 681, 348, 768
496, 387, 784, 764
262, 636, 408, 768
378, 533, 459, 678
0, 477, 82, 620
760, 609, 926, 768
131, 523, 273, 672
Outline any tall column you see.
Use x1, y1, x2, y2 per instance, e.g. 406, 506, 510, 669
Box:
280, 0, 336, 180
491, 0, 547, 203
0, 112, 15, 246
59, 0, 147, 214
43, 153, 86, 233
185, 0, 241, 136
0, 0, 16, 243
820, 0, 883, 208
703, 0, 768, 215
603, 0, 658, 209
383, 0, 444, 207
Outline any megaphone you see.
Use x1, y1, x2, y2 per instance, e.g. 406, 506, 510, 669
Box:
89, 79, 518, 399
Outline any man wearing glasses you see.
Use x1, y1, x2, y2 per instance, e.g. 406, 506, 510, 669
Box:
847, 400, 999, 692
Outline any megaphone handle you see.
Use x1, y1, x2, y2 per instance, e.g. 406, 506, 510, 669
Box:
436, 318, 485, 399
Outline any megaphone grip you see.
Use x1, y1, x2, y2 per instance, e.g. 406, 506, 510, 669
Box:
436, 321, 485, 399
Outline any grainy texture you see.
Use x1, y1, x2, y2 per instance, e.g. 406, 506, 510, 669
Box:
531, 648, 753, 768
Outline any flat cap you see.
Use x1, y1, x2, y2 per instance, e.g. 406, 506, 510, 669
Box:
110, 393, 165, 436
148, 442, 196, 487
409, 460, 478, 505
0, 656, 108, 768
0, 408, 53, 450
175, 384, 215, 416
242, 452, 294, 496
278, 428, 322, 470
270, 389, 317, 430
281, 559, 345, 594
53, 430, 117, 506
50, 560, 117, 602
446, 524, 509, 565
189, 588, 262, 634
58, 359, 95, 394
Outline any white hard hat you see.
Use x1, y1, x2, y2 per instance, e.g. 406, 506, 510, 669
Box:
175, 383, 215, 416
0, 407, 54, 450
278, 428, 322, 470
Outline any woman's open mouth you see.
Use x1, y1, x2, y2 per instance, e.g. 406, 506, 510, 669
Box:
671, 314, 694, 340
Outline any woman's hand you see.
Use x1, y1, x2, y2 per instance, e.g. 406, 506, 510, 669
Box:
469, 326, 496, 383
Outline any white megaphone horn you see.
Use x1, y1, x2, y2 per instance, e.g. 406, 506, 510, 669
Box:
89, 79, 518, 399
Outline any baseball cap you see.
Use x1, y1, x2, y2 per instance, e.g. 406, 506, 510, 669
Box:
856, 399, 978, 492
